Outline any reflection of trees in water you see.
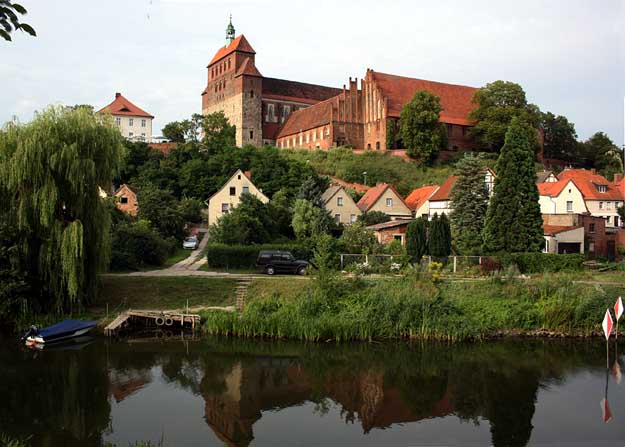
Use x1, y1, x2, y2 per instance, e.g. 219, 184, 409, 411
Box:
0, 342, 110, 446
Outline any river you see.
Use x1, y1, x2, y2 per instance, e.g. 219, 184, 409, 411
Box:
1, 335, 625, 446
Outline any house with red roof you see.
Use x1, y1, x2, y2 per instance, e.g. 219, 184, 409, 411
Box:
537, 179, 587, 215
357, 183, 412, 219
404, 185, 439, 219
427, 169, 495, 218
98, 92, 154, 142
201, 18, 341, 147
557, 169, 625, 228
114, 184, 140, 216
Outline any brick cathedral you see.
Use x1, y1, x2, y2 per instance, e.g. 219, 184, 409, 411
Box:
202, 19, 477, 151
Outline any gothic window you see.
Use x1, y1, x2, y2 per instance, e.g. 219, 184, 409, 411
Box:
376, 141, 380, 150
250, 130, 254, 139
228, 58, 231, 70
266, 103, 276, 122
223, 80, 226, 89
215, 85, 218, 93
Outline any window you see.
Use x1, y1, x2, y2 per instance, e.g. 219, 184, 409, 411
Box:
393, 235, 403, 242
141, 119, 146, 127
249, 130, 254, 139
446, 124, 453, 136
237, 174, 241, 180
607, 202, 612, 210
598, 185, 607, 193
599, 202, 604, 209
223, 80, 226, 89
115, 117, 121, 126
266, 103, 276, 122
376, 141, 380, 150
228, 58, 231, 70
350, 214, 356, 223
589, 223, 595, 233
589, 242, 595, 252
242, 186, 249, 194
616, 216, 620, 227
334, 214, 341, 223
129, 118, 134, 126
337, 197, 343, 207
305, 133, 310, 143
386, 198, 393, 207
229, 187, 236, 196
128, 132, 134, 137
607, 216, 611, 224
221, 203, 229, 213
282, 105, 291, 123
250, 90, 254, 98
120, 196, 128, 204
566, 201, 573, 212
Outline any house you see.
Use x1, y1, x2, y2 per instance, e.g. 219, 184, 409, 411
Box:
537, 179, 587, 215
427, 169, 495, 218
557, 169, 625, 227
536, 170, 558, 183
98, 92, 154, 142
206, 169, 269, 226
543, 213, 616, 259
114, 184, 139, 216
405, 185, 439, 219
357, 183, 412, 219
367, 219, 414, 246
321, 185, 361, 225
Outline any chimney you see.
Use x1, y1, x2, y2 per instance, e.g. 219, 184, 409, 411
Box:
591, 168, 597, 175
244, 170, 251, 180
115, 92, 121, 98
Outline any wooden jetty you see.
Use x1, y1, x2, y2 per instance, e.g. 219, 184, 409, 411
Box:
104, 310, 202, 336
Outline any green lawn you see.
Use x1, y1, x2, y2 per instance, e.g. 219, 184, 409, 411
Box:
162, 247, 192, 267
95, 276, 237, 312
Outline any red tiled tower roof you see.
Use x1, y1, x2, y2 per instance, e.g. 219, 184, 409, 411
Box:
235, 57, 262, 78
357, 182, 407, 212
405, 185, 439, 210
370, 71, 478, 125
98, 92, 153, 118
208, 34, 256, 66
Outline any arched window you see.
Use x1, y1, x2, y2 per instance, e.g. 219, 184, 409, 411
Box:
228, 58, 231, 70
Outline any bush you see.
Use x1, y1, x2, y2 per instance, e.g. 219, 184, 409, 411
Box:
110, 220, 174, 271
500, 253, 584, 274
205, 243, 312, 269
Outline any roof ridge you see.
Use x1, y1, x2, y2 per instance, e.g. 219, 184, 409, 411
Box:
371, 69, 479, 90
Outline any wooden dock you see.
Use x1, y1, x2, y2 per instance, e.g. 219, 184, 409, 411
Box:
104, 310, 202, 336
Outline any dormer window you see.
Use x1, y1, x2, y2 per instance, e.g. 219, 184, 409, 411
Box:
598, 185, 607, 193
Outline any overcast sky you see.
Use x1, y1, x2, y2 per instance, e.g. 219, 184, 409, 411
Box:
2, 0, 624, 146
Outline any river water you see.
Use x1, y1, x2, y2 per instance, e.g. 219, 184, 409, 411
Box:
1, 335, 625, 446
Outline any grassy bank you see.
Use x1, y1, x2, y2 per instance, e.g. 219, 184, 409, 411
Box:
201, 274, 625, 342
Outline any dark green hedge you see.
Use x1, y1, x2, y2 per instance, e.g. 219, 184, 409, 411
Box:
501, 253, 584, 273
206, 243, 312, 268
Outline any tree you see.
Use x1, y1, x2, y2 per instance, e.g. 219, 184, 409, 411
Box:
449, 153, 489, 255
428, 214, 451, 257
357, 211, 390, 226
197, 112, 236, 150
291, 199, 332, 240
579, 132, 623, 179
0, 107, 123, 312
541, 112, 578, 161
208, 193, 275, 245
406, 218, 428, 262
339, 222, 378, 253
400, 90, 446, 163
117, 140, 153, 185
0, 1, 36, 41
469, 81, 541, 152
482, 117, 544, 253
297, 175, 330, 207
178, 197, 204, 223
137, 188, 185, 240
161, 120, 191, 143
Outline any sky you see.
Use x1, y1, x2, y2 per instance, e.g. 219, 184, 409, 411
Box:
1, 0, 624, 146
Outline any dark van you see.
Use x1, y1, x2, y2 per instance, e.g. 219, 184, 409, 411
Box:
256, 250, 309, 275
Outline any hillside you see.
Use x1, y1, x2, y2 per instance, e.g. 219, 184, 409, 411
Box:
283, 148, 496, 196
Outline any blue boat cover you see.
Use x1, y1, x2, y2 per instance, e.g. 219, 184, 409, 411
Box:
38, 319, 97, 338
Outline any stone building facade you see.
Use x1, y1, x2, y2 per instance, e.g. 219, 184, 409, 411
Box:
203, 20, 479, 151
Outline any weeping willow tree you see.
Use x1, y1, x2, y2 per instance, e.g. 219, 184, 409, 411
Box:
0, 107, 123, 313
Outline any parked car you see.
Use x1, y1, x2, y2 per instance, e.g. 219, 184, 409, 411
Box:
183, 236, 199, 250
256, 250, 309, 275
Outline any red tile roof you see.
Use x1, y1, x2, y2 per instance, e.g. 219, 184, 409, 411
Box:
429, 176, 458, 201
148, 142, 177, 155
276, 96, 338, 138
208, 35, 255, 66
330, 176, 369, 193
235, 57, 262, 78
357, 182, 408, 212
405, 185, 439, 210
262, 77, 341, 103
537, 180, 571, 197
543, 224, 583, 236
557, 169, 624, 201
370, 71, 478, 125
98, 92, 153, 118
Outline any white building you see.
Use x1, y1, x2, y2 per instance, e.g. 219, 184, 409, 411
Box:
98, 92, 154, 142
206, 169, 269, 226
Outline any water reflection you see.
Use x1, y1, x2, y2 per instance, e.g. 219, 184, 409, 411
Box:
0, 336, 624, 446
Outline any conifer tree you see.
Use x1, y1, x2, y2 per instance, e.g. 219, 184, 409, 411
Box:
449, 154, 489, 255
428, 214, 452, 257
406, 217, 428, 262
0, 107, 123, 312
482, 117, 544, 253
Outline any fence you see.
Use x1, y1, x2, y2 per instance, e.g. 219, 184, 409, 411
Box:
340, 254, 398, 270
421, 256, 488, 274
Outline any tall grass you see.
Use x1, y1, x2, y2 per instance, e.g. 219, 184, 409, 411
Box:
201, 274, 624, 342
